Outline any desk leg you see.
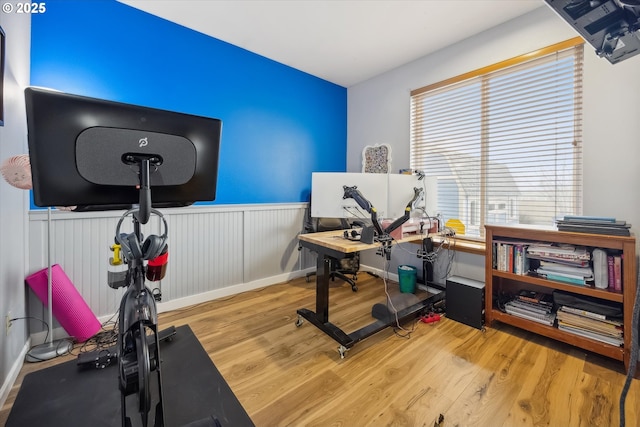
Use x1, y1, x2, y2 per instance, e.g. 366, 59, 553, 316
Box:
296, 247, 446, 358
316, 255, 330, 322
296, 252, 354, 349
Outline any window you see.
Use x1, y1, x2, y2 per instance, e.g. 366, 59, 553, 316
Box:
410, 38, 583, 239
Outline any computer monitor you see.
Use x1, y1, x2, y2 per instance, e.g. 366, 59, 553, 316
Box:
311, 172, 388, 219
387, 174, 436, 219
25, 87, 222, 210
311, 172, 437, 220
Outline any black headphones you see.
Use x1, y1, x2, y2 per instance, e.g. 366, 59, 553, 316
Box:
115, 208, 168, 261
343, 229, 361, 241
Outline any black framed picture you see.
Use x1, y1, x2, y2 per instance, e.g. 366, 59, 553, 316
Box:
0, 26, 5, 126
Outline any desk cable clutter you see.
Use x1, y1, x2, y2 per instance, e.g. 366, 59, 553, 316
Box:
339, 183, 451, 338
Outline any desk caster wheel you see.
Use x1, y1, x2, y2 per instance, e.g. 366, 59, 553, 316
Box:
338, 345, 348, 359
295, 315, 304, 327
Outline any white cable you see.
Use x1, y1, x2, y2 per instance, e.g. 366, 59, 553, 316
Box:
381, 257, 402, 330
380, 247, 415, 337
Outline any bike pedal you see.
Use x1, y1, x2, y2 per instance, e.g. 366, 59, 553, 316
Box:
158, 325, 177, 342
77, 349, 117, 369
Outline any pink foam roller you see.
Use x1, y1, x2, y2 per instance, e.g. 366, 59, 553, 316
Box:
25, 264, 101, 342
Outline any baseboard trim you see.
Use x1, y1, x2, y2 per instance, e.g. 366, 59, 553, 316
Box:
360, 265, 398, 282
0, 340, 31, 412
156, 268, 314, 314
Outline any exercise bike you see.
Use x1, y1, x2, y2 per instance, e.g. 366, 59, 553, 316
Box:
110, 157, 223, 427
110, 156, 169, 427
24, 87, 225, 427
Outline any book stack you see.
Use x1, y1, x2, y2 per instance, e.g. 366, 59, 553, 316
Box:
553, 290, 624, 346
504, 290, 555, 326
527, 243, 593, 286
535, 261, 594, 286
556, 306, 623, 346
556, 215, 631, 236
492, 240, 530, 275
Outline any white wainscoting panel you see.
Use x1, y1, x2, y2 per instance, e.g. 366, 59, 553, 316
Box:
27, 204, 310, 328
164, 208, 244, 300
243, 206, 306, 283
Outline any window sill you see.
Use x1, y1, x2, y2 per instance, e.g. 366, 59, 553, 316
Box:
404, 233, 486, 256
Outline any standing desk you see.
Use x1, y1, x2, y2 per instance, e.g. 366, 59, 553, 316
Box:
296, 229, 444, 358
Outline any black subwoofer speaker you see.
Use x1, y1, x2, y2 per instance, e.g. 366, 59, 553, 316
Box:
446, 275, 485, 330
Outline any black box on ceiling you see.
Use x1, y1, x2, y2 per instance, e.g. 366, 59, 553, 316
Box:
446, 276, 485, 330
544, 0, 640, 64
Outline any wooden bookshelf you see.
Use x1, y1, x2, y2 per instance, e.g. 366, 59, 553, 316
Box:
485, 225, 637, 374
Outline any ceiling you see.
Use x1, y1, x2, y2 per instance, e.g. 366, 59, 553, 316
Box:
119, 0, 545, 87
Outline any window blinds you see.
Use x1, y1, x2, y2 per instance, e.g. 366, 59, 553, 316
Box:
410, 39, 583, 238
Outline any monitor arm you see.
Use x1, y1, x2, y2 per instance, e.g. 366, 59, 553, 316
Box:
122, 153, 163, 225
382, 186, 424, 236
342, 185, 385, 237
342, 185, 424, 243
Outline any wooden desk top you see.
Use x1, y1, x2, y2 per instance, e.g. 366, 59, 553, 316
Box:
298, 229, 431, 254
298, 229, 486, 255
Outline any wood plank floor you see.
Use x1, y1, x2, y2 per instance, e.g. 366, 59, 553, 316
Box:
2, 272, 640, 426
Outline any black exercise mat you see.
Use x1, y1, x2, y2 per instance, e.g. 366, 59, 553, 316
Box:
6, 325, 254, 427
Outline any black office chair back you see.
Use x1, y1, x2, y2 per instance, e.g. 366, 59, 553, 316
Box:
316, 217, 349, 232
303, 197, 350, 233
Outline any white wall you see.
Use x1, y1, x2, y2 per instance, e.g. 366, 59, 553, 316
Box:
0, 12, 31, 408
348, 6, 640, 283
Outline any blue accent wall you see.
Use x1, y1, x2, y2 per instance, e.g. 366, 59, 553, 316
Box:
30, 0, 347, 205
